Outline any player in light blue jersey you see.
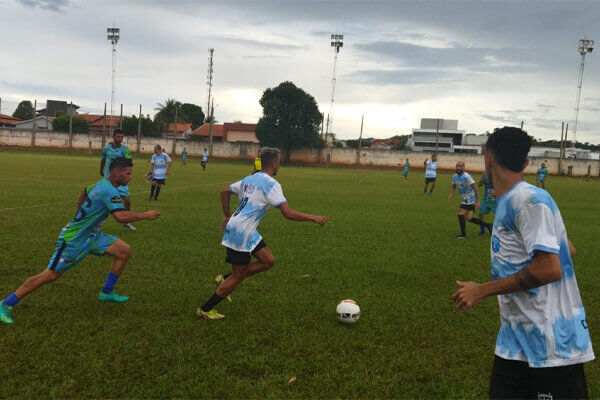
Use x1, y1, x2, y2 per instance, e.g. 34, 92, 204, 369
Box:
399, 158, 410, 181
196, 148, 330, 320
453, 127, 593, 398
201, 148, 208, 171
100, 129, 136, 231
423, 154, 438, 195
477, 173, 497, 236
536, 162, 548, 189
149, 144, 172, 200
0, 158, 160, 325
181, 147, 188, 166
448, 161, 492, 239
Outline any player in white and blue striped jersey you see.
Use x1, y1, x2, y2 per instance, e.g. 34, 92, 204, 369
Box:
423, 154, 438, 195
448, 161, 492, 238
149, 144, 172, 200
452, 127, 593, 398
196, 148, 330, 320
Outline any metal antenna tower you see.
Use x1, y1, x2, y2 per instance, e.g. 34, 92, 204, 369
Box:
572, 38, 594, 148
206, 48, 214, 121
107, 25, 120, 132
325, 34, 343, 143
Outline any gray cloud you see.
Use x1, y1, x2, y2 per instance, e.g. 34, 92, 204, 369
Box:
210, 36, 302, 51
349, 68, 462, 86
17, 0, 69, 13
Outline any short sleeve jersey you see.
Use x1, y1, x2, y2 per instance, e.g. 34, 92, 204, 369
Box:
537, 168, 548, 181
452, 172, 476, 204
181, 150, 187, 158
483, 174, 497, 204
403, 162, 410, 173
425, 161, 438, 178
222, 172, 287, 252
101, 144, 132, 177
491, 181, 594, 367
151, 153, 172, 179
59, 179, 125, 246
202, 151, 209, 162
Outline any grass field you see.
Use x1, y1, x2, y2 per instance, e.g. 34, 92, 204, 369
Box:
1, 149, 599, 398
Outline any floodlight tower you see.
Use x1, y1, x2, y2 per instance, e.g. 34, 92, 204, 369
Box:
206, 48, 214, 121
107, 25, 120, 132
325, 34, 343, 143
572, 38, 594, 148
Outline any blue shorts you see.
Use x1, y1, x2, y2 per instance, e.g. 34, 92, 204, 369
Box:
480, 201, 497, 215
402, 170, 408, 176
118, 185, 130, 197
47, 232, 117, 272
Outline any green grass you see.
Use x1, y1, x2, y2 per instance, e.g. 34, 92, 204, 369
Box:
0, 149, 599, 398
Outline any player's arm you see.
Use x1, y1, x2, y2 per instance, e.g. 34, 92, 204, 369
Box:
423, 158, 428, 167
448, 184, 456, 200
76, 188, 86, 210
478, 175, 485, 186
568, 240, 576, 257
166, 161, 172, 175
471, 183, 480, 208
100, 159, 106, 177
278, 202, 329, 226
219, 186, 235, 231
453, 251, 562, 313
112, 210, 160, 223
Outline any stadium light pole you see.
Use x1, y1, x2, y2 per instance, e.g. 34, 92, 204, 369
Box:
107, 25, 120, 133
572, 38, 594, 149
325, 34, 343, 146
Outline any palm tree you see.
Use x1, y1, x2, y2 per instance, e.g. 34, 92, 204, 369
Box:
155, 98, 181, 137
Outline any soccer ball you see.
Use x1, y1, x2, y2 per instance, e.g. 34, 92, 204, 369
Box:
336, 299, 360, 324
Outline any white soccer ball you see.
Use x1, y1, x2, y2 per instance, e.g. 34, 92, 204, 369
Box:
336, 299, 360, 324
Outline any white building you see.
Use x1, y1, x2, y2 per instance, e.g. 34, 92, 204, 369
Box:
410, 119, 477, 153
13, 116, 54, 130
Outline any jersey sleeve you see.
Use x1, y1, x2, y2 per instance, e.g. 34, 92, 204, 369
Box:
125, 147, 132, 159
452, 175, 457, 185
165, 154, 172, 163
517, 203, 560, 256
229, 180, 243, 196
101, 146, 107, 160
466, 173, 475, 186
150, 155, 155, 165
266, 182, 287, 207
103, 187, 126, 214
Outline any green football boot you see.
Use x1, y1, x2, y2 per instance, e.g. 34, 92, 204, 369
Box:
196, 308, 225, 320
0, 304, 14, 324
98, 290, 130, 303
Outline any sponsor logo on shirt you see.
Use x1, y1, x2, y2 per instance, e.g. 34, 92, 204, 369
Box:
492, 234, 501, 253
110, 196, 123, 204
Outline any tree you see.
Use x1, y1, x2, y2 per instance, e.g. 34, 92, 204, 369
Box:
154, 98, 185, 136
13, 100, 34, 120
121, 114, 161, 137
255, 81, 323, 163
180, 103, 205, 130
52, 113, 90, 133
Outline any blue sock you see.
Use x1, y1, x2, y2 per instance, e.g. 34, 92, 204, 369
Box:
3, 293, 21, 307
102, 272, 120, 294
480, 224, 486, 233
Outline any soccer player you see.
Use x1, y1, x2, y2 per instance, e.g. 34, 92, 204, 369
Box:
477, 172, 497, 236
196, 147, 330, 320
536, 162, 548, 189
181, 147, 188, 166
253, 150, 261, 173
423, 154, 438, 195
100, 128, 136, 231
399, 158, 410, 181
452, 127, 594, 398
448, 161, 492, 239
0, 158, 160, 325
201, 148, 208, 171
149, 144, 172, 200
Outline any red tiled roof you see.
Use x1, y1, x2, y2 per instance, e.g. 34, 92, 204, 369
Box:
167, 123, 192, 133
0, 113, 20, 123
190, 123, 225, 137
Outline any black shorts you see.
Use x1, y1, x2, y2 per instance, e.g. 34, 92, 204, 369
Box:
489, 356, 588, 399
460, 203, 475, 211
152, 178, 166, 185
225, 240, 267, 266
425, 177, 436, 184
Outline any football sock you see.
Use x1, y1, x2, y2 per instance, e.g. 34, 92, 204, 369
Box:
102, 272, 120, 294
222, 273, 232, 280
3, 293, 20, 307
154, 186, 161, 199
458, 215, 466, 236
469, 217, 486, 227
201, 293, 224, 312
150, 185, 155, 197
480, 222, 486, 233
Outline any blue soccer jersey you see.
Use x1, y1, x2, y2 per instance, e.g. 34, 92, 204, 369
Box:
101, 144, 132, 177
151, 153, 172, 179
202, 151, 209, 162
483, 174, 497, 204
59, 178, 125, 247
491, 181, 594, 367
403, 162, 410, 175
425, 161, 438, 178
181, 150, 187, 159
222, 172, 287, 252
537, 167, 548, 182
452, 172, 476, 204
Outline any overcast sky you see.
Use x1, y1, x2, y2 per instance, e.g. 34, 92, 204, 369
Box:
1, 0, 599, 143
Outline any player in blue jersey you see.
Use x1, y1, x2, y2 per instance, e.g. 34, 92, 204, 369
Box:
399, 158, 410, 181
448, 161, 492, 239
201, 148, 208, 171
0, 158, 160, 325
452, 127, 593, 398
100, 129, 136, 231
181, 147, 188, 166
196, 148, 330, 320
477, 173, 497, 236
423, 154, 438, 195
149, 144, 172, 200
536, 162, 548, 189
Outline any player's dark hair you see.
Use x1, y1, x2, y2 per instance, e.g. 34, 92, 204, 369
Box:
109, 157, 133, 171
486, 126, 532, 172
113, 128, 123, 136
260, 147, 280, 168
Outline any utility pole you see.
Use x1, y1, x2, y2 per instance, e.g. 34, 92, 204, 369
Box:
31, 100, 37, 147
137, 104, 142, 152
172, 106, 178, 154
325, 34, 343, 145
435, 118, 440, 156
206, 48, 214, 122
107, 25, 120, 134
561, 123, 569, 165
119, 104, 123, 129
68, 101, 73, 151
102, 102, 107, 147
356, 113, 364, 165
572, 38, 594, 149
520, 121, 524, 130
208, 97, 214, 156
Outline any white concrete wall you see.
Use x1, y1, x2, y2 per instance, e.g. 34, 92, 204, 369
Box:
1, 128, 598, 177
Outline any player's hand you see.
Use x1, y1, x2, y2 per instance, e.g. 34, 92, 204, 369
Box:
144, 210, 160, 220
219, 217, 230, 232
313, 216, 330, 226
448, 194, 453, 201
452, 280, 486, 313
490, 189, 496, 196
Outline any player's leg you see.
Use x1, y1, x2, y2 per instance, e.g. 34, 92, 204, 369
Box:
542, 180, 546, 190
529, 362, 588, 399
97, 236, 131, 302
489, 356, 530, 399
149, 181, 156, 200
467, 208, 493, 233
424, 180, 429, 195
478, 210, 487, 236
456, 208, 467, 238
154, 181, 163, 200
429, 181, 436, 195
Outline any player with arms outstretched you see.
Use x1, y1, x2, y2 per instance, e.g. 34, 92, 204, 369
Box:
424, 154, 438, 195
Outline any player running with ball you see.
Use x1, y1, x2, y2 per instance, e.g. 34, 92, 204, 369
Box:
197, 147, 330, 320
